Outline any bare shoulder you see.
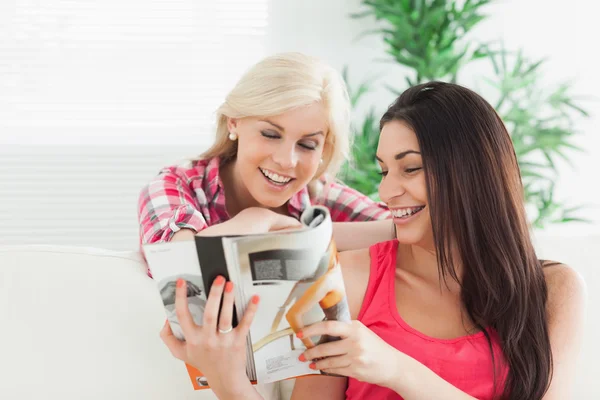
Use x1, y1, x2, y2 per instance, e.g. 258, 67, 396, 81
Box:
338, 248, 372, 319
542, 261, 587, 321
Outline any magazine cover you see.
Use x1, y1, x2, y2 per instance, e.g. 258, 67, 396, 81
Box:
143, 206, 351, 389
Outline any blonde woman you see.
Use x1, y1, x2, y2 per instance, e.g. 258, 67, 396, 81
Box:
138, 52, 394, 270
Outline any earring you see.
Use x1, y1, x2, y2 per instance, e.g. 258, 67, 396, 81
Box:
319, 159, 323, 164
228, 132, 238, 141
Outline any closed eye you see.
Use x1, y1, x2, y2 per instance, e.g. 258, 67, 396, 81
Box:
262, 131, 318, 151
298, 141, 318, 151
261, 130, 280, 139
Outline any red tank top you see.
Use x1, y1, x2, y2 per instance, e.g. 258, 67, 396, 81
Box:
346, 240, 508, 400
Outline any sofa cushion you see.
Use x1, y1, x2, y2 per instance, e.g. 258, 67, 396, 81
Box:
0, 245, 279, 399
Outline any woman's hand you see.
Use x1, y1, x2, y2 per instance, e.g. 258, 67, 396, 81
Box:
246, 207, 303, 232
297, 321, 478, 399
160, 276, 260, 398
297, 320, 402, 389
196, 207, 302, 238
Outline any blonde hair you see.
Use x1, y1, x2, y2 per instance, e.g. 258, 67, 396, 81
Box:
199, 52, 351, 181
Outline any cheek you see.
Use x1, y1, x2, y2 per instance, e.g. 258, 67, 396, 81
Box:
415, 176, 428, 203
298, 150, 321, 170
237, 139, 272, 164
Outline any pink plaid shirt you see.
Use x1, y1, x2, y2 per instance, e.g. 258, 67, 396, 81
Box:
138, 157, 390, 246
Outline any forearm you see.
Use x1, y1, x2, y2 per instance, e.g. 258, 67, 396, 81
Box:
170, 223, 237, 241
387, 352, 476, 400
332, 219, 394, 251
171, 229, 196, 241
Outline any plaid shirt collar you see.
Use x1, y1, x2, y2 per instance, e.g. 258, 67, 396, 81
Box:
203, 157, 311, 220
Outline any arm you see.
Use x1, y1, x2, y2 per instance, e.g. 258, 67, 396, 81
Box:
333, 219, 394, 251
541, 263, 587, 399
137, 166, 208, 244
384, 356, 477, 400
386, 263, 586, 400
138, 166, 300, 244
291, 245, 477, 399
291, 249, 371, 400
317, 180, 393, 251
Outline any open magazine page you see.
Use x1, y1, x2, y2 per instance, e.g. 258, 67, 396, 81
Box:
144, 240, 206, 341
143, 240, 212, 389
220, 238, 258, 382
228, 206, 352, 384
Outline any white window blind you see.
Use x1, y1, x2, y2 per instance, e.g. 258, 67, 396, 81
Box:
0, 0, 268, 250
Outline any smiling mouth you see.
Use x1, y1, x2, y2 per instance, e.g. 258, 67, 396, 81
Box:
259, 168, 295, 186
391, 205, 425, 219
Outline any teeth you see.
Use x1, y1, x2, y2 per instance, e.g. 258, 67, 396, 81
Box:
392, 206, 423, 218
261, 168, 291, 184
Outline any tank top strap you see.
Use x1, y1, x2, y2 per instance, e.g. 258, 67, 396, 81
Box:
356, 240, 398, 321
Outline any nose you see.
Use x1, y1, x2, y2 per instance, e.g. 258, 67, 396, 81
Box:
378, 173, 406, 204
272, 141, 298, 170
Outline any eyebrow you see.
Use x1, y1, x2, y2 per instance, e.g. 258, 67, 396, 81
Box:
375, 150, 421, 162
261, 119, 285, 131
260, 119, 324, 137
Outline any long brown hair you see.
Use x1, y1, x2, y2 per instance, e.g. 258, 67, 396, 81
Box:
380, 82, 552, 399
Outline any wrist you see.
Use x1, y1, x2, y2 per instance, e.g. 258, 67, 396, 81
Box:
212, 375, 258, 400
385, 350, 414, 393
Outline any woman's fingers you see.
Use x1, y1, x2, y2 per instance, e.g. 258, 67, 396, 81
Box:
218, 281, 235, 333
310, 354, 351, 372
160, 319, 186, 360
236, 295, 260, 336
174, 279, 199, 336
203, 276, 226, 330
301, 339, 348, 361
297, 320, 352, 341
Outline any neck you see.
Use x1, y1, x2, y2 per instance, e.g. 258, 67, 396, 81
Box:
220, 159, 261, 217
398, 241, 463, 292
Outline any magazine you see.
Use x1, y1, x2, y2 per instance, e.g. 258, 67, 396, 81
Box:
143, 206, 351, 390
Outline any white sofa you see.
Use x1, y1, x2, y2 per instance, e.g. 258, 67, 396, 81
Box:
0, 234, 598, 399
0, 245, 289, 400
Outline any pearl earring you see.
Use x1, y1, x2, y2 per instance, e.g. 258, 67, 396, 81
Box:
228, 132, 238, 141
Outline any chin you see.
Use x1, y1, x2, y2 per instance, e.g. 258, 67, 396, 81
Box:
252, 192, 290, 209
394, 230, 427, 246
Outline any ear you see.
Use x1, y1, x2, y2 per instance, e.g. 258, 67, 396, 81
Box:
226, 117, 238, 132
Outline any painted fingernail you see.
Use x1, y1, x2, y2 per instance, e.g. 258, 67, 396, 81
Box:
215, 276, 225, 285
176, 278, 184, 288
298, 354, 306, 362
296, 331, 303, 339
225, 281, 233, 293
252, 295, 260, 304
309, 363, 316, 370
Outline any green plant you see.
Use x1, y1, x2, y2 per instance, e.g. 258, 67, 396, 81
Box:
341, 0, 589, 227
339, 67, 382, 200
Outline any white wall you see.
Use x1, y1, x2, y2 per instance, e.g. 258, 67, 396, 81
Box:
267, 0, 600, 236
0, 0, 268, 250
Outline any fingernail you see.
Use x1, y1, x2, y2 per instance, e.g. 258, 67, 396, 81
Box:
309, 363, 316, 370
225, 281, 233, 293
252, 295, 260, 304
215, 276, 225, 285
298, 354, 306, 362
176, 279, 184, 288
296, 331, 303, 339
